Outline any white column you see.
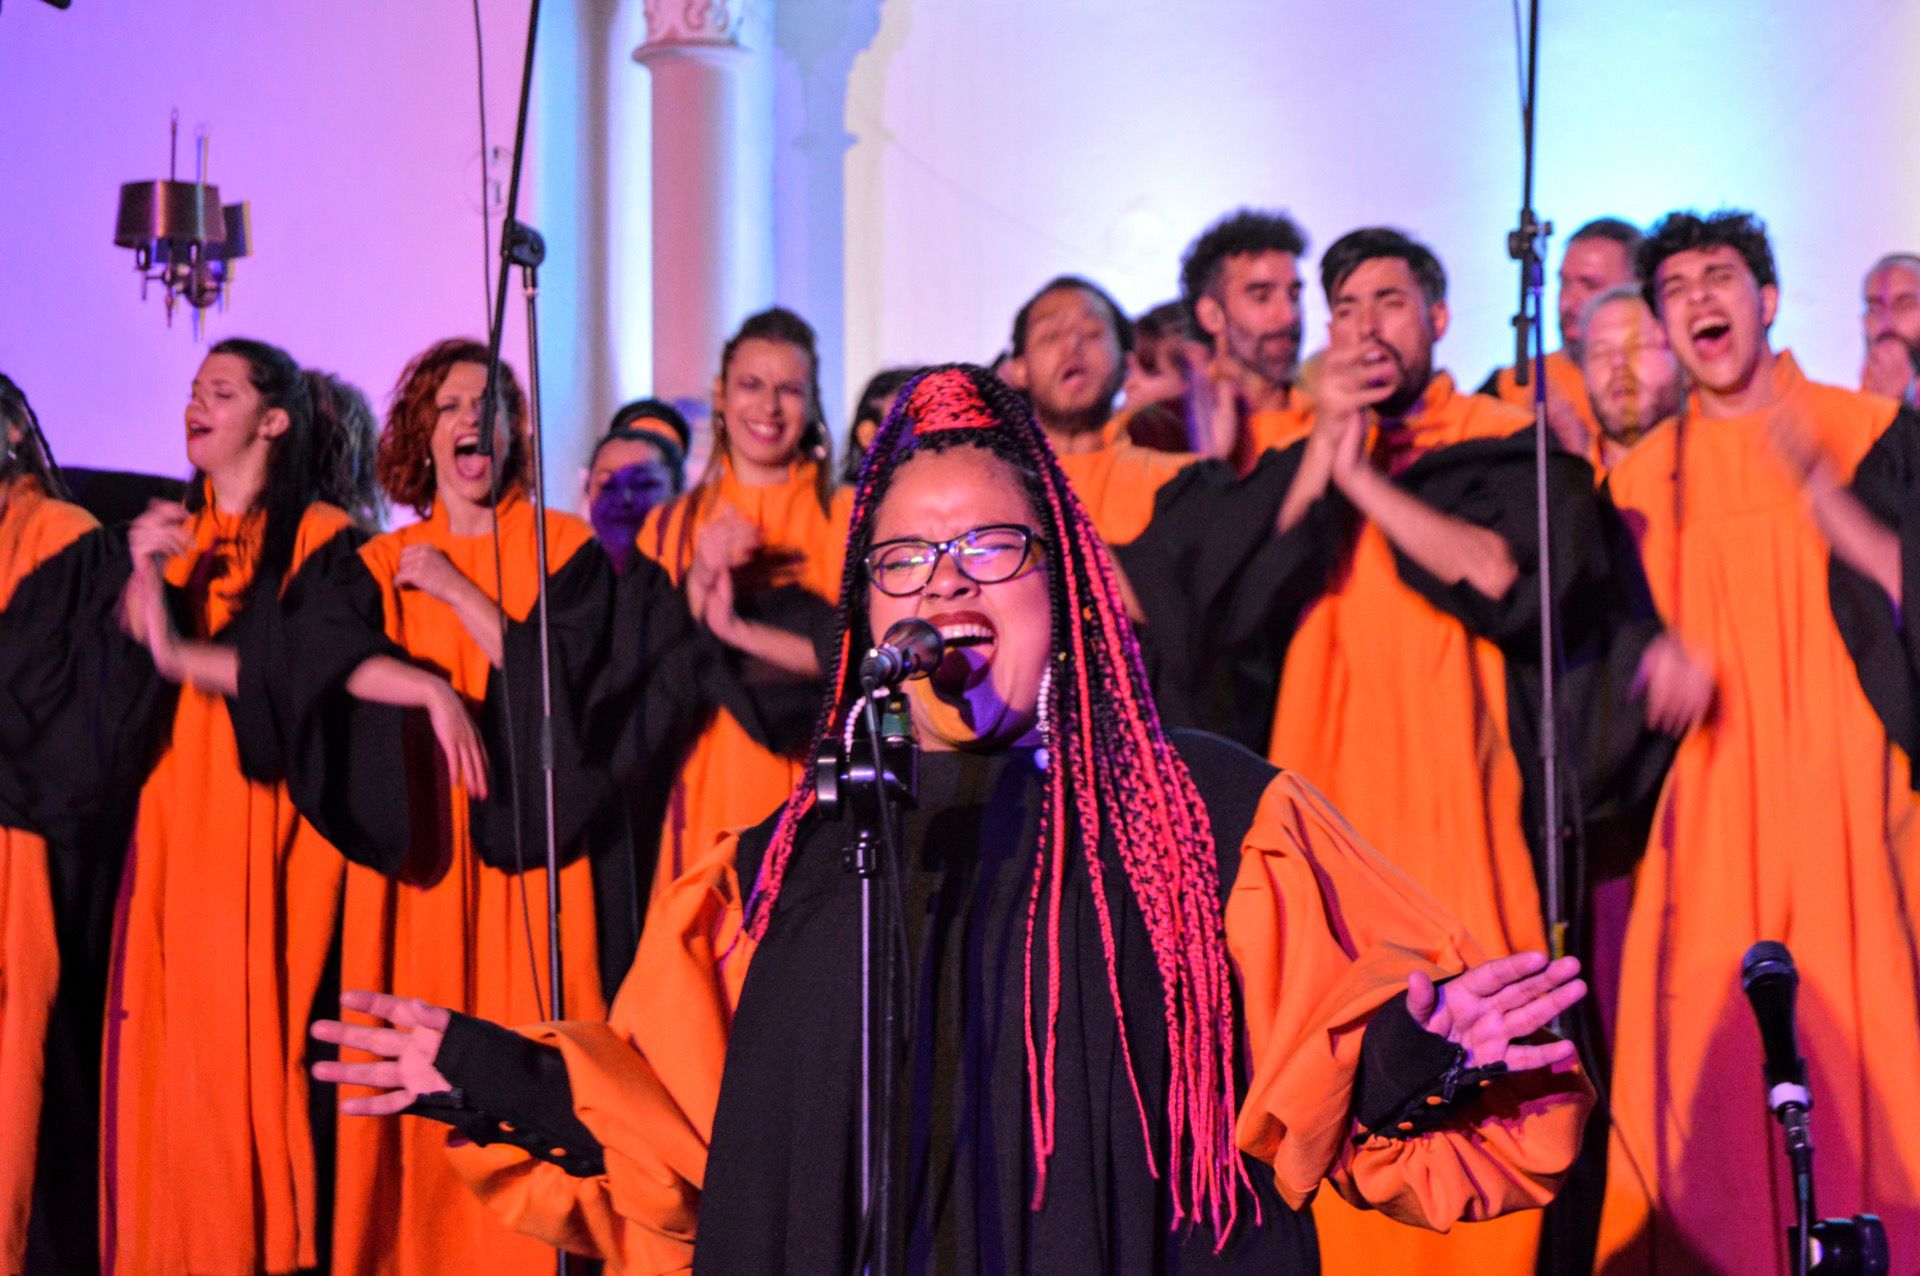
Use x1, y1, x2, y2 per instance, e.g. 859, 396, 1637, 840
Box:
634, 1, 774, 411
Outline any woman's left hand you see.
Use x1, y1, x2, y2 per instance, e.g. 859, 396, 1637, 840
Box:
311, 989, 454, 1116
1408, 951, 1585, 1073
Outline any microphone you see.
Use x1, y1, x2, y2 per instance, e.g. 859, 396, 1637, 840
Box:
859, 618, 945, 690
1742, 940, 1813, 1158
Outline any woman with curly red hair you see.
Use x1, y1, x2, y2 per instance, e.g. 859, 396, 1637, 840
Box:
221, 335, 698, 1275
314, 364, 1596, 1274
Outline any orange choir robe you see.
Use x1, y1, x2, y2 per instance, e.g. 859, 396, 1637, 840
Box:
0, 475, 98, 1273
327, 496, 615, 1276
633, 460, 849, 892
1244, 404, 1316, 462
1597, 352, 1920, 1274
1264, 372, 1555, 1274
103, 499, 356, 1276
1053, 415, 1201, 546
1487, 348, 1597, 435
440, 760, 1590, 1272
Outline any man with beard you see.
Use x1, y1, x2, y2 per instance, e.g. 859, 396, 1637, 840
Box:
1179, 209, 1314, 467
1482, 218, 1642, 465
1002, 275, 1200, 546
1575, 285, 1683, 477
1598, 211, 1920, 1274
1191, 226, 1707, 1276
1861, 252, 1920, 407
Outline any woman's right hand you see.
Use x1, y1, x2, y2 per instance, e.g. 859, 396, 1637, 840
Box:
692, 504, 761, 579
127, 498, 191, 565
312, 990, 454, 1116
425, 680, 490, 800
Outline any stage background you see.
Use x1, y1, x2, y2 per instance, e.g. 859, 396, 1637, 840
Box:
2, 0, 1916, 505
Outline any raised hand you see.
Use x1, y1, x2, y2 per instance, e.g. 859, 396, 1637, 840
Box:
1765, 405, 1830, 488
693, 504, 762, 578
1408, 951, 1585, 1073
311, 990, 454, 1117
393, 543, 474, 605
127, 498, 191, 565
1862, 338, 1917, 400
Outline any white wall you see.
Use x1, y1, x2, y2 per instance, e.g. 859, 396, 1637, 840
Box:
4, 0, 1917, 498
0, 0, 616, 497
841, 0, 1920, 398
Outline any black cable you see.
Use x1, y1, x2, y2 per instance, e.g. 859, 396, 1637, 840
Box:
472, 0, 494, 331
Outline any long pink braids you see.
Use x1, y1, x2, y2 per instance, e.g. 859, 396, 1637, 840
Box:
743, 365, 1252, 1240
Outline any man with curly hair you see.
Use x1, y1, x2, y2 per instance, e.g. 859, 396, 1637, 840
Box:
1600, 209, 1920, 1273
1178, 209, 1316, 466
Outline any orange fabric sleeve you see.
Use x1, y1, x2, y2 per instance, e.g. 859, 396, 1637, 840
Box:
1226, 772, 1593, 1230
446, 833, 757, 1272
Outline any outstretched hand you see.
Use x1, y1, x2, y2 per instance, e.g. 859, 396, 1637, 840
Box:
311, 990, 453, 1116
1408, 951, 1585, 1073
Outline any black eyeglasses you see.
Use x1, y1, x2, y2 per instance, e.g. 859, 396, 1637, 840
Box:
863, 524, 1046, 597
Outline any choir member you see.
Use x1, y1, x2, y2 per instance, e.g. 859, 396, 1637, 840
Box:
1575, 285, 1683, 477
1003, 276, 1202, 544
228, 336, 655, 1275
633, 307, 851, 893
1860, 252, 1920, 408
584, 398, 689, 570
1178, 209, 1316, 464
1481, 218, 1643, 463
1120, 300, 1207, 454
841, 366, 917, 486
1598, 210, 1920, 1274
311, 363, 1596, 1275
0, 374, 102, 1274
1147, 227, 1705, 1275
47, 339, 373, 1275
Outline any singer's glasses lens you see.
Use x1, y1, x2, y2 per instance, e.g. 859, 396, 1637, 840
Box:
864, 524, 1042, 597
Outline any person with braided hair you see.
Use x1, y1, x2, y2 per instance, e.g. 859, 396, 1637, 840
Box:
310, 363, 1594, 1274
0, 371, 104, 1272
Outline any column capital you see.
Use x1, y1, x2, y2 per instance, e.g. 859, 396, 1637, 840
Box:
634, 1, 747, 64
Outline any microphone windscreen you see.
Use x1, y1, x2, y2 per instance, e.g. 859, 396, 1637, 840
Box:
880, 617, 945, 677
1741, 939, 1796, 993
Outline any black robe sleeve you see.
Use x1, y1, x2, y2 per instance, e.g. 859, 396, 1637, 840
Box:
1116, 446, 1345, 751
232, 536, 419, 873
1388, 430, 1600, 648
714, 582, 838, 759
1831, 405, 1920, 787
407, 1012, 606, 1178
467, 541, 625, 874
0, 526, 174, 847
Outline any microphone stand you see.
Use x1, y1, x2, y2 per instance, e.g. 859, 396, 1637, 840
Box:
1504, 0, 1568, 978
473, 5, 568, 1274
815, 684, 919, 1274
